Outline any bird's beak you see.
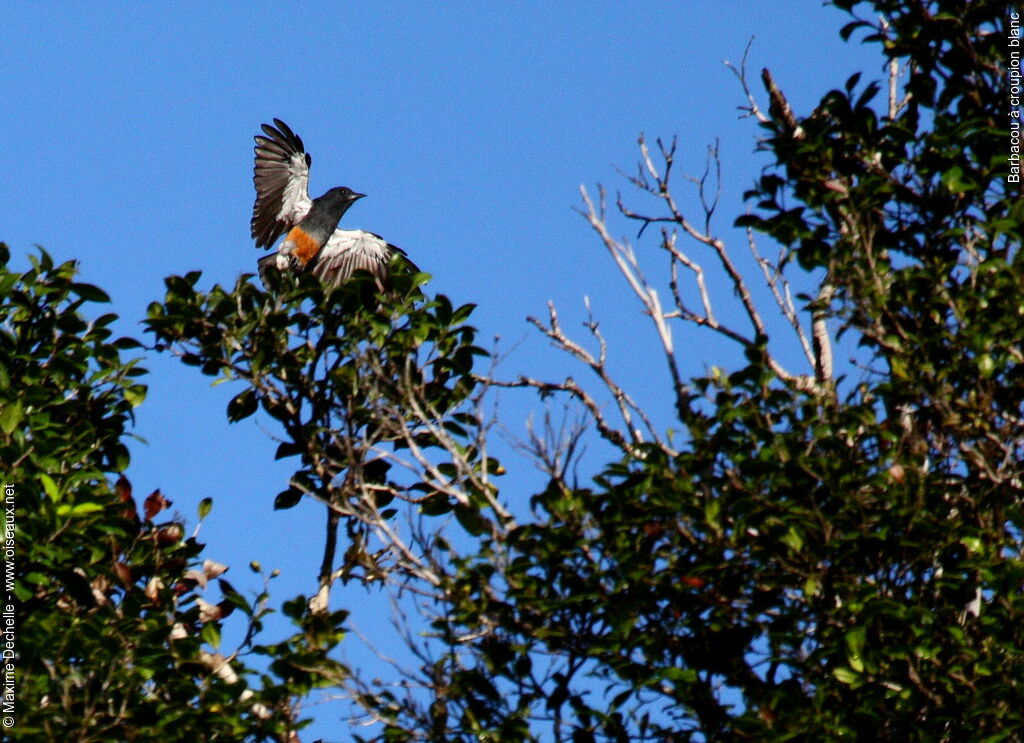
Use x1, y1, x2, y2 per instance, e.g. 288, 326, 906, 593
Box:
351, 191, 366, 201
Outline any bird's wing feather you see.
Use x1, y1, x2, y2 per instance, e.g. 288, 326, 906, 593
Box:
251, 119, 313, 248
313, 230, 395, 286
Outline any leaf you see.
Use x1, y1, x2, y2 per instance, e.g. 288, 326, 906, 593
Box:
941, 165, 972, 194
704, 498, 722, 534
40, 473, 61, 502
845, 626, 867, 673
155, 524, 183, 546
124, 384, 147, 408
274, 441, 303, 460
961, 535, 982, 555
419, 492, 452, 516
226, 388, 258, 422
115, 475, 133, 503
144, 489, 171, 521
218, 578, 241, 599
451, 303, 477, 325
71, 282, 111, 303
0, 400, 24, 434
200, 620, 222, 648
56, 502, 103, 517
454, 504, 485, 536
274, 487, 303, 510
977, 354, 994, 379
834, 666, 861, 686
781, 526, 804, 553
198, 497, 213, 520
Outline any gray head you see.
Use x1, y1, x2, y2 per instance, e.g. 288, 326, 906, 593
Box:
305, 187, 366, 233
319, 186, 365, 210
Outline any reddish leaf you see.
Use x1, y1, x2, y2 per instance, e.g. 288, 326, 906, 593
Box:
144, 489, 171, 521
145, 576, 165, 603
155, 523, 184, 547
115, 474, 132, 502
196, 597, 223, 623
203, 560, 229, 580
112, 560, 132, 587
182, 569, 207, 589
216, 600, 236, 620
643, 521, 664, 538
116, 475, 138, 521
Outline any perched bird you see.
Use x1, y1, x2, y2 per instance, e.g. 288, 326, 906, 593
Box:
251, 119, 405, 288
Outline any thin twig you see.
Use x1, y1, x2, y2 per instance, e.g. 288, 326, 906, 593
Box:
724, 37, 771, 124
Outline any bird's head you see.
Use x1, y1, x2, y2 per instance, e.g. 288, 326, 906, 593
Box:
310, 187, 366, 229
323, 186, 365, 206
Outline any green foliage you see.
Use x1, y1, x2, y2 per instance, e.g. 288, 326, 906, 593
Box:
1, 246, 310, 741
145, 264, 490, 534
9, 2, 1023, 741
259, 1, 1019, 740
143, 3, 1022, 741
0, 245, 143, 477
438, 2, 1023, 740
709, 2, 1024, 735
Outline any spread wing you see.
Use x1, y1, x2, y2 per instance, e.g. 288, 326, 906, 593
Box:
251, 119, 313, 249
312, 230, 398, 286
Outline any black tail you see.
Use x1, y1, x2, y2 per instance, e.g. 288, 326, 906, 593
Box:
257, 254, 278, 289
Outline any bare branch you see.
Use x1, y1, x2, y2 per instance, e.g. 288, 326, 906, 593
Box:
523, 298, 675, 455
746, 225, 816, 369
489, 374, 637, 456
616, 139, 772, 346
724, 37, 771, 124
880, 16, 912, 119
579, 185, 688, 413
604, 134, 831, 394
665, 230, 716, 326
812, 281, 835, 383
309, 508, 340, 614
518, 406, 590, 486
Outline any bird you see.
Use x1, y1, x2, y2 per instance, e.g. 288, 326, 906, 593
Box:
251, 119, 405, 289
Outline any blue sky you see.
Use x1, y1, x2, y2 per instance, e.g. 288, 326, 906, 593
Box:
2, 2, 883, 738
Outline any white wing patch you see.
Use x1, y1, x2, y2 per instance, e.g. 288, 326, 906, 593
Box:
312, 229, 394, 286
276, 151, 312, 223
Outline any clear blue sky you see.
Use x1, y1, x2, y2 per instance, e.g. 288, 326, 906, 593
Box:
2, 2, 882, 738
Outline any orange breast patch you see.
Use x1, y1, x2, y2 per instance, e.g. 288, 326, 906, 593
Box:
285, 227, 321, 264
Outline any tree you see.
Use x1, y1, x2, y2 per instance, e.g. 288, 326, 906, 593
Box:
2, 246, 342, 742
146, 2, 1024, 740
10, 0, 1023, 740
